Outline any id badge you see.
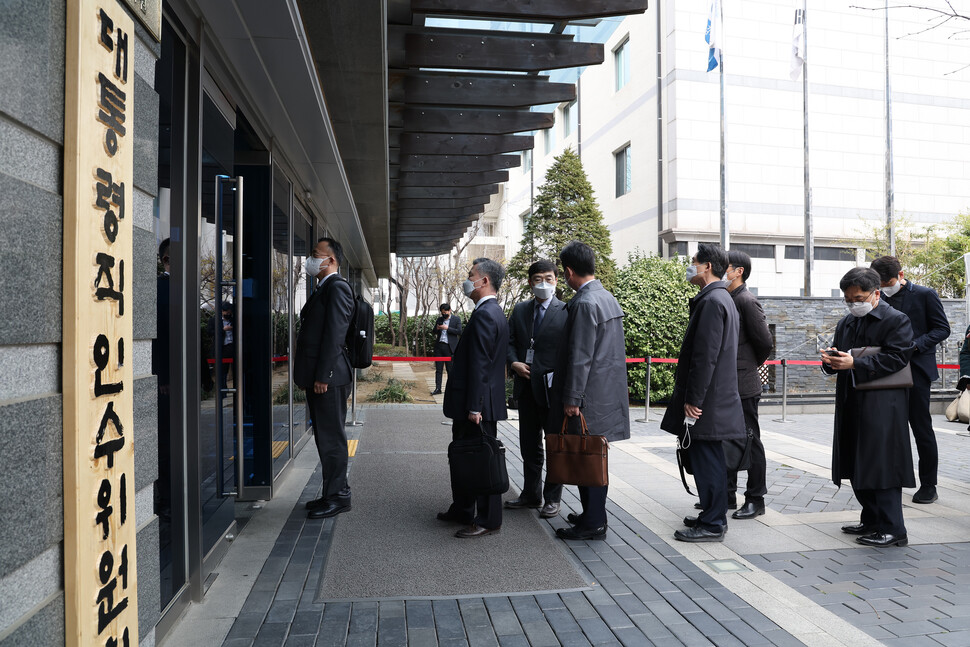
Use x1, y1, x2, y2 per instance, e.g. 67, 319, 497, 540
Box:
525, 348, 535, 364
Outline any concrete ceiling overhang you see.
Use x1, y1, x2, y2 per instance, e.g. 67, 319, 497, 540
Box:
388, 0, 649, 257
191, 0, 383, 281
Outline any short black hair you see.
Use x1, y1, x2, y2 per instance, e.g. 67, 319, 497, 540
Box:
559, 241, 595, 276
472, 257, 504, 292
870, 255, 902, 282
318, 236, 344, 266
696, 243, 729, 277
439, 303, 451, 312
840, 267, 881, 293
159, 237, 170, 259
527, 259, 558, 279
221, 300, 233, 311
727, 250, 752, 283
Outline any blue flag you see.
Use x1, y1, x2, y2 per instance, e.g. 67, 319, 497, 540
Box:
706, 0, 722, 71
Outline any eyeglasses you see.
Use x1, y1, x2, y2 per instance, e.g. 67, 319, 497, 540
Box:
844, 292, 873, 304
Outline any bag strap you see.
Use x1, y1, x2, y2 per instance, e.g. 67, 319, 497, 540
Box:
559, 411, 589, 436
676, 422, 694, 496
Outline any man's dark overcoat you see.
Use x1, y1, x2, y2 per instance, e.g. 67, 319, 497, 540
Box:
548, 280, 630, 441
443, 298, 508, 422
824, 300, 916, 489
660, 281, 745, 441
730, 284, 773, 399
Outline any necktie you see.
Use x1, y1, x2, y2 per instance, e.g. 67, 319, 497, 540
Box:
533, 303, 545, 337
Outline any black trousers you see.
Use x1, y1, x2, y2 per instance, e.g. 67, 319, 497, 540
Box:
728, 396, 767, 503
447, 419, 502, 529
853, 486, 906, 536
577, 484, 609, 529
690, 438, 729, 532
434, 341, 452, 391
517, 388, 563, 505
909, 372, 938, 487
307, 383, 351, 502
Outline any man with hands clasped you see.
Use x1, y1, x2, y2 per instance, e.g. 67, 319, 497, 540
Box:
505, 260, 568, 519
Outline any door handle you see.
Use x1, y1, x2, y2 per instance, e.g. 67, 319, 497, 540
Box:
233, 176, 244, 497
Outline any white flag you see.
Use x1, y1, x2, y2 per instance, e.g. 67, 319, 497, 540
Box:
706, 0, 722, 72
790, 6, 805, 80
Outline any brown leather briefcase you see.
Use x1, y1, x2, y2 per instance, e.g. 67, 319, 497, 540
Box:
545, 413, 609, 487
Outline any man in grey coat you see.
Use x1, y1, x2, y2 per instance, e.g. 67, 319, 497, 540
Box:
549, 241, 630, 541
661, 243, 745, 542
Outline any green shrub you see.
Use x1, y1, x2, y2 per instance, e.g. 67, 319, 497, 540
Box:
613, 252, 697, 403
272, 382, 306, 405
358, 368, 386, 383
374, 312, 471, 355
373, 343, 409, 357
369, 378, 415, 403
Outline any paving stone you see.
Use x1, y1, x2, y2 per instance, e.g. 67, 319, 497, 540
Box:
267, 599, 299, 625
488, 611, 522, 637
284, 636, 316, 647
495, 635, 529, 647
404, 627, 438, 647
575, 616, 620, 645
556, 632, 594, 647
590, 603, 633, 630
290, 611, 323, 636
253, 622, 288, 647
406, 601, 435, 628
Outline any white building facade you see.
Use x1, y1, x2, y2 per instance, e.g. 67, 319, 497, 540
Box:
500, 1, 970, 296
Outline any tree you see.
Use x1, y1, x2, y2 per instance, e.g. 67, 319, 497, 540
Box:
613, 251, 697, 403
508, 147, 617, 299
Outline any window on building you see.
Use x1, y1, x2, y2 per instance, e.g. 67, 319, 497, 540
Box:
784, 245, 804, 260
668, 241, 688, 258
814, 246, 855, 261
615, 144, 631, 197
544, 125, 555, 155
614, 38, 630, 91
481, 221, 496, 237
521, 148, 532, 174
563, 100, 577, 138
731, 243, 775, 259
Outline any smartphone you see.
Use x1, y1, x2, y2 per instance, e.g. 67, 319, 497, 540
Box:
826, 349, 841, 356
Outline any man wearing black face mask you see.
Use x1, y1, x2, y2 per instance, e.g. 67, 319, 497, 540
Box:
505, 260, 568, 518
432, 303, 461, 395
821, 267, 915, 547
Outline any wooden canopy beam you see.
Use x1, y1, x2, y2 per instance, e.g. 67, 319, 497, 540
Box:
404, 107, 553, 134
397, 205, 484, 219
404, 72, 575, 108
398, 196, 491, 209
400, 134, 533, 156
405, 30, 603, 72
401, 154, 520, 173
396, 184, 499, 199
411, 0, 649, 21
399, 170, 509, 187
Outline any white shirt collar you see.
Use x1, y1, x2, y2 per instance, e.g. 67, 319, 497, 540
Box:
474, 294, 497, 310
578, 278, 595, 291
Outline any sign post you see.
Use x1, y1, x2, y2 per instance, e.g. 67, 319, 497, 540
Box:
63, 1, 139, 644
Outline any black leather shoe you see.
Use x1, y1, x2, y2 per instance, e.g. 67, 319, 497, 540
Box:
539, 502, 561, 518
308, 501, 351, 519
556, 525, 607, 541
437, 510, 472, 524
732, 502, 766, 520
504, 497, 541, 510
566, 512, 583, 525
304, 497, 326, 511
841, 523, 875, 535
912, 486, 938, 504
694, 498, 737, 511
431, 389, 442, 395
674, 526, 725, 542
683, 516, 698, 528
455, 524, 500, 538
856, 532, 908, 547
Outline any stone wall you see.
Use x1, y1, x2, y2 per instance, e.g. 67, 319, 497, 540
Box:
760, 296, 967, 394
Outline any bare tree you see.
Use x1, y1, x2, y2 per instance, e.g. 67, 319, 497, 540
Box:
851, 2, 970, 72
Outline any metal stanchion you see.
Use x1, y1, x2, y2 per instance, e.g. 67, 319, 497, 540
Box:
637, 357, 652, 423
773, 359, 795, 423
346, 371, 363, 427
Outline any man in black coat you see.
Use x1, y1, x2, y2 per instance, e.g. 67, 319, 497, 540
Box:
294, 237, 355, 520
871, 256, 950, 504
439, 258, 509, 538
725, 250, 773, 520
505, 259, 568, 518
432, 303, 461, 395
549, 241, 630, 541
661, 243, 745, 542
822, 267, 915, 547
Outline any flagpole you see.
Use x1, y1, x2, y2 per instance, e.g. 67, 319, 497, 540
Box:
719, 0, 728, 250
885, 0, 896, 256
802, 0, 812, 297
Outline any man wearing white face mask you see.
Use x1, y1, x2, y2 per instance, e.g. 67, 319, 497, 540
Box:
871, 256, 950, 504
821, 267, 915, 547
505, 260, 568, 518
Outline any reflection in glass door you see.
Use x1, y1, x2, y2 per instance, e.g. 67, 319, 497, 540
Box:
271, 169, 292, 477
292, 207, 313, 443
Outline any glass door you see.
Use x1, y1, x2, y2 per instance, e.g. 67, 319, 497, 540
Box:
271, 168, 292, 478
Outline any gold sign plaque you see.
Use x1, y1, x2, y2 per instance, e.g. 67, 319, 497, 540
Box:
119, 0, 161, 42
63, 1, 139, 645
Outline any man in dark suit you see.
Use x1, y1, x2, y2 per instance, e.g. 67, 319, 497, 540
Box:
822, 267, 915, 547
661, 243, 745, 542
294, 237, 355, 519
432, 303, 461, 395
439, 258, 509, 538
870, 256, 950, 504
505, 259, 568, 519
549, 241, 630, 541
725, 250, 773, 520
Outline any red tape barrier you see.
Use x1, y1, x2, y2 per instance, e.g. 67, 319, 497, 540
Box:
372, 356, 960, 370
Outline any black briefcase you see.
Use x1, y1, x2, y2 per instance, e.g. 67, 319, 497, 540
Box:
448, 431, 510, 495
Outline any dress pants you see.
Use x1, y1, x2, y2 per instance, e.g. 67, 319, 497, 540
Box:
517, 388, 563, 505
434, 341, 452, 391
853, 486, 906, 536
448, 419, 502, 529
689, 438, 729, 532
307, 384, 351, 502
728, 396, 767, 503
577, 483, 609, 529
909, 372, 938, 487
